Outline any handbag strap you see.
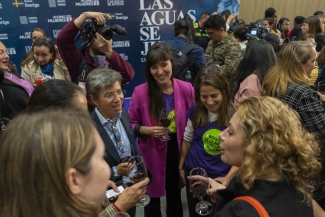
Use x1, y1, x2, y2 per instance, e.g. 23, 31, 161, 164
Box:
233, 196, 270, 217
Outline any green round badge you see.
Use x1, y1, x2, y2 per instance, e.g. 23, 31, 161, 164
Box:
202, 129, 222, 155
167, 110, 176, 133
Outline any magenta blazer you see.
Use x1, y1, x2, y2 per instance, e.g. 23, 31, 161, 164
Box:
128, 79, 194, 197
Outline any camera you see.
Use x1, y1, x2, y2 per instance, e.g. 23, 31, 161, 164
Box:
76, 19, 127, 53
245, 19, 269, 40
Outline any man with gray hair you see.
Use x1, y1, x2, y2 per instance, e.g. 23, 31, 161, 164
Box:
86, 68, 140, 217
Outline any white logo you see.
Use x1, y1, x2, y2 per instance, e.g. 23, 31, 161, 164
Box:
48, 0, 56, 7
112, 41, 130, 48
52, 29, 61, 38
0, 34, 8, 40
119, 53, 128, 60
28, 17, 38, 23
48, 15, 72, 23
57, 0, 66, 6
75, 0, 99, 6
20, 16, 28, 24
25, 46, 32, 53
19, 32, 31, 39
107, 0, 124, 6
7, 48, 16, 55
0, 18, 9, 25
0, 3, 2, 9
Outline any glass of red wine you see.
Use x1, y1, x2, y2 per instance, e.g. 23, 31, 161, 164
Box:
159, 108, 171, 141
128, 156, 150, 207
189, 167, 212, 216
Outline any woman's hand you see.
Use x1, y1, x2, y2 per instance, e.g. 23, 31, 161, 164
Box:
179, 169, 186, 184
114, 178, 149, 211
317, 92, 325, 101
207, 178, 226, 196
141, 126, 168, 138
214, 176, 230, 187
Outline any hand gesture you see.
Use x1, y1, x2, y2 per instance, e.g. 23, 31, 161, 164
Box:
116, 162, 130, 177
115, 177, 149, 211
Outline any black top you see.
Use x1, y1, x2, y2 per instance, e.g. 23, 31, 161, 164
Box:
214, 176, 313, 217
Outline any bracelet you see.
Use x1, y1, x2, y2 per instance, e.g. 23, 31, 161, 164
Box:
112, 203, 122, 212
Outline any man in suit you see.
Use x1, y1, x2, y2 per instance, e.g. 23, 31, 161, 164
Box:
86, 68, 142, 217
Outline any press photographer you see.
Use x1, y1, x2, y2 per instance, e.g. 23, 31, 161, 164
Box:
56, 12, 134, 111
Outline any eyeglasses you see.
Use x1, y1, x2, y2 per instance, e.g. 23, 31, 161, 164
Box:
33, 37, 52, 42
206, 30, 216, 36
102, 89, 126, 100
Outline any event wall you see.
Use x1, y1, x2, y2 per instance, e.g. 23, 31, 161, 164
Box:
239, 0, 325, 28
0, 0, 239, 97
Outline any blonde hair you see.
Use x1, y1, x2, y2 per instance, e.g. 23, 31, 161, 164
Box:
0, 109, 98, 217
237, 96, 321, 203
263, 41, 313, 97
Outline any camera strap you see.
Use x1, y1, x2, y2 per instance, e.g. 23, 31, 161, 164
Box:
74, 58, 89, 84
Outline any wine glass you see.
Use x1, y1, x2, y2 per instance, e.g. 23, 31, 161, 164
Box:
159, 108, 171, 141
189, 167, 213, 216
32, 73, 44, 86
306, 174, 321, 192
128, 156, 150, 207
120, 144, 133, 163
318, 81, 325, 94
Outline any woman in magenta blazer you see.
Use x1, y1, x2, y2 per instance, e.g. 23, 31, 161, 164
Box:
128, 43, 194, 217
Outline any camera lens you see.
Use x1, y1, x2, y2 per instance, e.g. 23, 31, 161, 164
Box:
97, 26, 113, 40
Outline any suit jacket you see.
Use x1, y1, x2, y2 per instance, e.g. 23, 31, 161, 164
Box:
1, 77, 30, 119
128, 78, 194, 197
91, 107, 139, 181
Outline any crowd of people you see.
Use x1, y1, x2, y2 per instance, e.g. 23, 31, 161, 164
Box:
1, 6, 325, 217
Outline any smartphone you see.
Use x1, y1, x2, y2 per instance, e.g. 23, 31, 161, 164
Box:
106, 181, 126, 199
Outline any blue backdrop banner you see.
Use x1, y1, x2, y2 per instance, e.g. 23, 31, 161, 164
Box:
0, 0, 239, 96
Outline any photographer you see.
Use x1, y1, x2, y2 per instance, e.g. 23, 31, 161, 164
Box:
56, 12, 134, 111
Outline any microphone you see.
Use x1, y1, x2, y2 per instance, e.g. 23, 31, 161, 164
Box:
110, 24, 127, 35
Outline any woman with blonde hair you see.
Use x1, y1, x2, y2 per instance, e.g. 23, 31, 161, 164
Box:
263, 41, 325, 139
0, 109, 149, 217
191, 96, 321, 216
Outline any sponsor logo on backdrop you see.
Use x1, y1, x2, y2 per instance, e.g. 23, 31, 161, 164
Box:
25, 46, 32, 53
0, 17, 9, 25
12, 0, 40, 8
48, 15, 72, 23
112, 41, 130, 48
0, 34, 8, 40
29, 17, 38, 23
110, 13, 128, 20
139, 0, 196, 61
119, 53, 128, 60
48, 0, 66, 7
75, 0, 100, 6
0, 3, 2, 9
20, 16, 38, 24
107, 0, 124, 6
19, 32, 31, 39
7, 48, 16, 55
53, 30, 61, 38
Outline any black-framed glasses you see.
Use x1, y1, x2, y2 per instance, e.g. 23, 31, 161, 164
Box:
206, 30, 216, 36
